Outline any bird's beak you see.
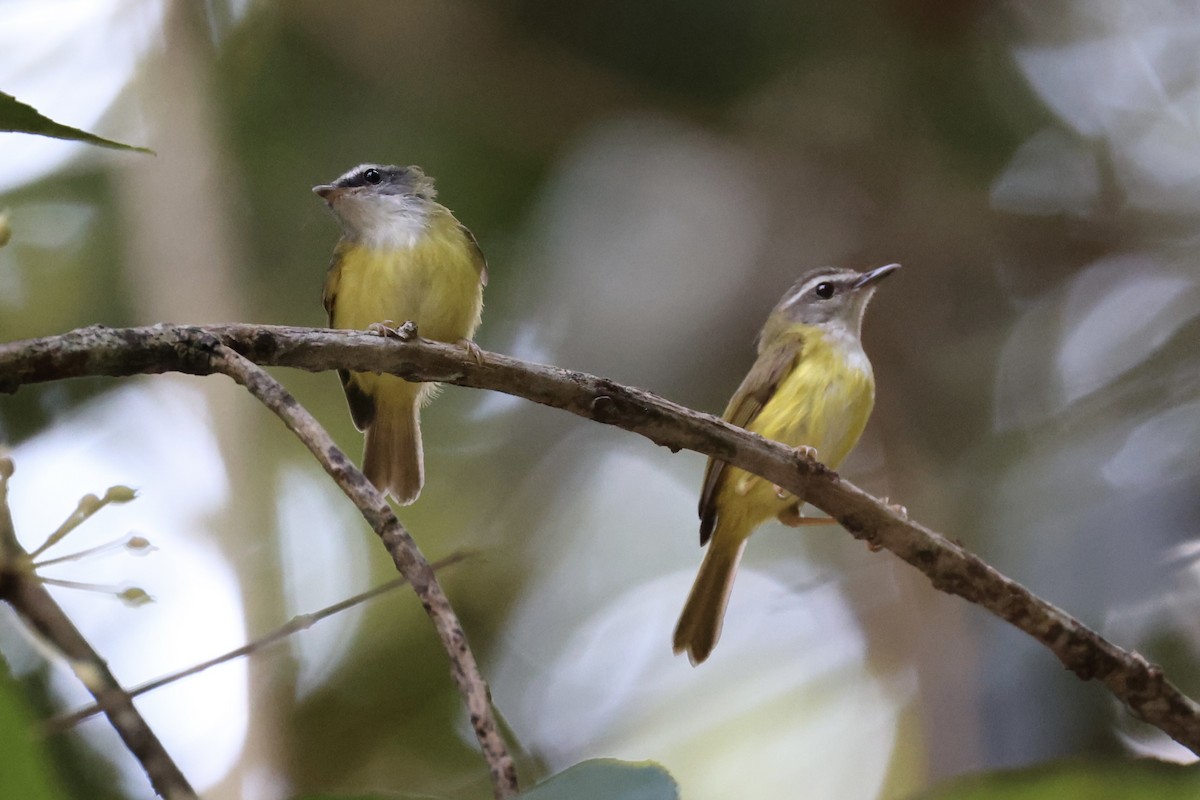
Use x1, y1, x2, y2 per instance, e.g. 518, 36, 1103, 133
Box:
853, 262, 901, 289
312, 184, 341, 202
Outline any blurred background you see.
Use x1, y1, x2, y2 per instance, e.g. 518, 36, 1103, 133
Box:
2, 0, 1200, 798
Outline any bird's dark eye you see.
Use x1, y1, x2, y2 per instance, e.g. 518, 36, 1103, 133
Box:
362, 168, 382, 185
814, 282, 835, 299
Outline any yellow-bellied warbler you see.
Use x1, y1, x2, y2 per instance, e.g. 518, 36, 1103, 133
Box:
315, 164, 487, 505
674, 263, 900, 664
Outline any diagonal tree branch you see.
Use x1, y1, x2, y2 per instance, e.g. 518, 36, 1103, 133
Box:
203, 340, 518, 799
0, 458, 197, 800
2, 323, 1200, 755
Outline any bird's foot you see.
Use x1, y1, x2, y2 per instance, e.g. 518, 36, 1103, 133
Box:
795, 445, 819, 461
368, 320, 419, 341
882, 497, 908, 519
369, 319, 418, 340
777, 504, 834, 527
456, 338, 484, 365
368, 320, 398, 337
773, 446, 821, 496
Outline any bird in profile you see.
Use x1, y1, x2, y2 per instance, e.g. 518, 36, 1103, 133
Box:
673, 263, 899, 664
315, 163, 487, 504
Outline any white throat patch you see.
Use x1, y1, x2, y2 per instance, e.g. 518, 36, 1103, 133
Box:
821, 325, 872, 375
336, 193, 430, 250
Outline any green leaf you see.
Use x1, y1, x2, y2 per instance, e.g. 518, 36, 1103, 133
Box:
0, 91, 152, 154
291, 760, 678, 800
0, 668, 69, 800
291, 794, 417, 800
517, 759, 679, 800
917, 759, 1200, 799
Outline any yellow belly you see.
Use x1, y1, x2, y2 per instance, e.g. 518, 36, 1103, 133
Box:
718, 334, 875, 531
330, 235, 483, 342
752, 349, 874, 468
328, 215, 484, 401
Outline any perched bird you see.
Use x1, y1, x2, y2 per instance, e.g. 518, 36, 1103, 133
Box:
673, 263, 899, 664
315, 164, 487, 504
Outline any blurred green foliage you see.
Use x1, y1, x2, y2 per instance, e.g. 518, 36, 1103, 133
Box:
916, 760, 1200, 799
2, 0, 1200, 798
515, 759, 678, 800
0, 668, 68, 800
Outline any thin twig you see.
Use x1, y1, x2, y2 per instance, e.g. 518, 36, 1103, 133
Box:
46, 551, 474, 734
2, 323, 1200, 754
0, 459, 197, 800
200, 341, 517, 799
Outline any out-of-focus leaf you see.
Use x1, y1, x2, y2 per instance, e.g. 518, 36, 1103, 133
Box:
280, 761, 679, 800
915, 759, 1200, 799
990, 128, 1099, 217
0, 91, 151, 153
1012, 9, 1200, 214
1103, 399, 1200, 487
1115, 113, 1200, 213
0, 668, 69, 800
1013, 27, 1180, 140
994, 255, 1199, 429
1055, 260, 1197, 406
517, 759, 679, 800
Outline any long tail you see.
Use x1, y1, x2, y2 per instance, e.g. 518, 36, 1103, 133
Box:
673, 533, 748, 665
362, 393, 424, 505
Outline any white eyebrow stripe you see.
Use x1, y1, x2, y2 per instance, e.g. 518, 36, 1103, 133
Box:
782, 275, 834, 308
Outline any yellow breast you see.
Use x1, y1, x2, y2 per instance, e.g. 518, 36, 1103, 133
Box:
327, 210, 483, 344
717, 328, 875, 529
751, 330, 875, 470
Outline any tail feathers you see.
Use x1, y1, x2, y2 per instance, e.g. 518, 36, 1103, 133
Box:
673, 537, 747, 665
362, 397, 424, 505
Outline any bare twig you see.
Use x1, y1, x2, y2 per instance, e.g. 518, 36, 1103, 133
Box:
2, 323, 1200, 754
0, 459, 197, 800
201, 341, 517, 799
46, 551, 473, 734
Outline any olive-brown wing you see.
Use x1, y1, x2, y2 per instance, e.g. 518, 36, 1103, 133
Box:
323, 244, 375, 431
697, 339, 799, 545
